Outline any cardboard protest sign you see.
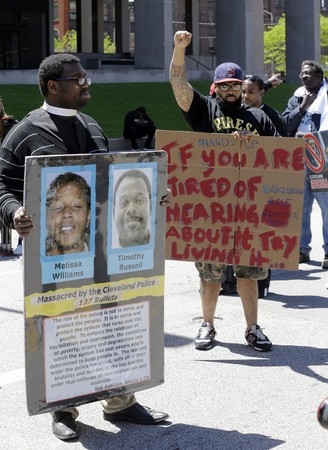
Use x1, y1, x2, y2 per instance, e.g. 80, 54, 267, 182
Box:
156, 130, 305, 270
304, 131, 328, 191
23, 151, 167, 415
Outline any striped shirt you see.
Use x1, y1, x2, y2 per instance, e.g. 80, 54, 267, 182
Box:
0, 107, 109, 228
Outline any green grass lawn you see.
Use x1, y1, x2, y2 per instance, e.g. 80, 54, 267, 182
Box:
1, 81, 299, 138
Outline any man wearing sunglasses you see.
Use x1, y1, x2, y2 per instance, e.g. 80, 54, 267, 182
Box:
0, 53, 168, 441
170, 30, 279, 354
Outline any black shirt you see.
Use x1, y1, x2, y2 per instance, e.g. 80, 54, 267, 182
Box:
183, 89, 279, 137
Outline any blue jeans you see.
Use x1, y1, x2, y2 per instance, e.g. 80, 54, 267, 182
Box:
300, 173, 328, 255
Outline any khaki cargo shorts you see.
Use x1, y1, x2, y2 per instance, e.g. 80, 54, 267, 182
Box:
195, 262, 268, 283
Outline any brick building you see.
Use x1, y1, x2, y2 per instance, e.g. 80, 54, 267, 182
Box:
0, 0, 323, 83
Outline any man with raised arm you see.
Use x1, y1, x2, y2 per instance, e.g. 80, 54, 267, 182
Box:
169, 30, 278, 352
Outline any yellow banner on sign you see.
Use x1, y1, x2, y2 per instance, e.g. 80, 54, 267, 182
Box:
25, 276, 164, 318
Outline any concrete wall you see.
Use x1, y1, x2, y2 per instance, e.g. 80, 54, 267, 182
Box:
215, 0, 265, 77
134, 0, 173, 70
285, 0, 320, 83
109, 137, 154, 151
0, 0, 320, 85
0, 68, 211, 85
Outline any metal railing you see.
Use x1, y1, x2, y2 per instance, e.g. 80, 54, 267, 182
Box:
186, 53, 216, 71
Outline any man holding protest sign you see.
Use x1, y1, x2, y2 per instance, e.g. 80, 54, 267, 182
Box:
0, 53, 168, 441
169, 30, 279, 352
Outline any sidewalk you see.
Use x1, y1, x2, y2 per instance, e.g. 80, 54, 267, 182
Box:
1, 206, 328, 449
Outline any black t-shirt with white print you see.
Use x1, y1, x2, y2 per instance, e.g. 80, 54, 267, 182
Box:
182, 89, 279, 137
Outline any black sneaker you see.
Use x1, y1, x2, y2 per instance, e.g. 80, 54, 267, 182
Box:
194, 322, 216, 350
322, 254, 328, 269
258, 287, 268, 298
299, 252, 310, 264
131, 141, 139, 151
245, 324, 272, 352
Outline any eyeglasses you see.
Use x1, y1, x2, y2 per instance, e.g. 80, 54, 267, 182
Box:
299, 70, 316, 79
54, 77, 92, 86
216, 84, 242, 92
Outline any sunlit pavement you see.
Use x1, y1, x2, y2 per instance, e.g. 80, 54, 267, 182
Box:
1, 203, 328, 449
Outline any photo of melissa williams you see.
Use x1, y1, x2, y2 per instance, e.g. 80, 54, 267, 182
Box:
40, 165, 96, 284
45, 171, 91, 255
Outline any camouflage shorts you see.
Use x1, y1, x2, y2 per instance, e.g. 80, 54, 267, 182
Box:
195, 262, 268, 283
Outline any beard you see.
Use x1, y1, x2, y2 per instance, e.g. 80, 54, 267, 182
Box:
119, 226, 150, 247
217, 94, 242, 113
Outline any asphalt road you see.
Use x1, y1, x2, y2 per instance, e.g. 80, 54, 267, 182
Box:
1, 203, 328, 450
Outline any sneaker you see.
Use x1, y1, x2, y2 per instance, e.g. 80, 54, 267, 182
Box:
299, 252, 310, 264
245, 324, 272, 352
258, 287, 268, 298
322, 254, 328, 269
130, 140, 139, 151
144, 140, 154, 150
13, 244, 23, 256
194, 322, 216, 350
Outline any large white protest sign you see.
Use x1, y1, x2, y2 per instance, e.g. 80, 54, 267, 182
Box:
24, 151, 167, 415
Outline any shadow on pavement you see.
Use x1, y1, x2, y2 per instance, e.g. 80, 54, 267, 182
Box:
164, 332, 193, 348
77, 421, 284, 450
198, 341, 328, 383
271, 265, 323, 280
263, 292, 328, 309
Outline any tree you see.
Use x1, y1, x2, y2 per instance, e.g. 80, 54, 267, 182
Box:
264, 15, 286, 74
320, 15, 328, 67
104, 33, 116, 53
264, 14, 328, 74
54, 30, 77, 53
54, 30, 116, 54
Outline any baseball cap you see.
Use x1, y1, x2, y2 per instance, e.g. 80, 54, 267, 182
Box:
213, 62, 243, 84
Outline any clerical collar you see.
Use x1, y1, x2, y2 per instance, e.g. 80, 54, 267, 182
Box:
42, 102, 77, 117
